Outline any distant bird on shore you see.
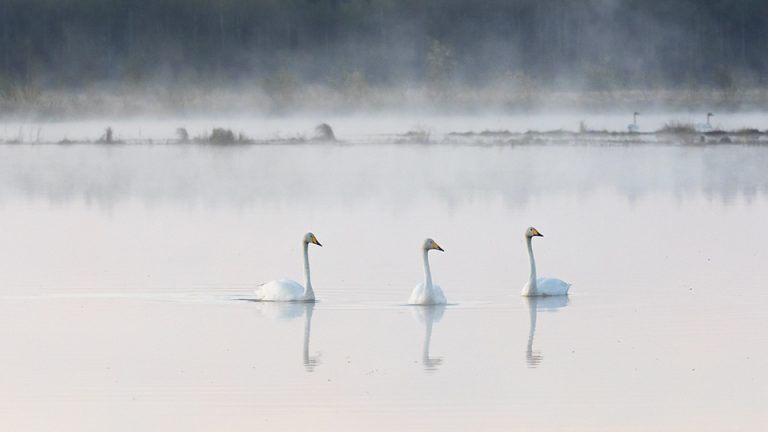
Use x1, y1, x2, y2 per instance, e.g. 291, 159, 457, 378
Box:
627, 112, 640, 133
695, 112, 714, 132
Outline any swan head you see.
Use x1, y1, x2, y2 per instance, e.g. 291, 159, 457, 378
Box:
707, 112, 714, 118
633, 111, 640, 116
303, 232, 322, 247
525, 227, 543, 239
423, 238, 444, 252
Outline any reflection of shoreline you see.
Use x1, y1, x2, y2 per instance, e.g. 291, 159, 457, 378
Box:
525, 296, 569, 368
252, 302, 320, 373
1, 144, 766, 208
411, 305, 446, 372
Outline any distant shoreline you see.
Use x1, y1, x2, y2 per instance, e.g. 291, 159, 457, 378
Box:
2, 128, 766, 147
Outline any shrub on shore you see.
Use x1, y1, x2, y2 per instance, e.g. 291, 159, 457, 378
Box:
197, 128, 252, 144
658, 121, 696, 134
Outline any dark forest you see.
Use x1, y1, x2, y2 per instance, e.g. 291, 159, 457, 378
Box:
3, 0, 767, 86
2, 0, 767, 114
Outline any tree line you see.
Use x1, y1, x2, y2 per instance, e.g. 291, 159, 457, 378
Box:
1, 0, 767, 90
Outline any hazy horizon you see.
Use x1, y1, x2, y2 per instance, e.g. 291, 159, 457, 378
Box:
3, 1, 768, 117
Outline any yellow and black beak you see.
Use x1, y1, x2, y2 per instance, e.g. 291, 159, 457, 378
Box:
433, 242, 444, 252
532, 229, 543, 237
312, 237, 322, 247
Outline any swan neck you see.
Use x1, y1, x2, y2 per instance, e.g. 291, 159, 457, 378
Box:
303, 241, 314, 299
526, 237, 537, 291
422, 248, 433, 289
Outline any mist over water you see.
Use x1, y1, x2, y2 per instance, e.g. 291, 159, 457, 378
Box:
1, 139, 767, 431
2, 1, 768, 431
1, 138, 767, 208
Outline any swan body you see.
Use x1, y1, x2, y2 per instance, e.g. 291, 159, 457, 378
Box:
409, 282, 447, 305
255, 233, 322, 302
523, 277, 571, 296
627, 112, 640, 133
408, 238, 447, 305
256, 279, 310, 302
521, 227, 570, 297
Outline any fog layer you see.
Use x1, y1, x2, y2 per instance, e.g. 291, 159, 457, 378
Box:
2, 1, 768, 115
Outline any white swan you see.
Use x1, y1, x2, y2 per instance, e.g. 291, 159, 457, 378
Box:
255, 232, 322, 302
627, 111, 640, 133
408, 239, 447, 305
521, 227, 570, 297
695, 112, 714, 132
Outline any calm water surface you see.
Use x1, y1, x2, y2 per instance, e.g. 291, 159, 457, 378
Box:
0, 140, 766, 431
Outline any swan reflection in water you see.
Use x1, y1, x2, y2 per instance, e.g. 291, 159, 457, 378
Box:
411, 304, 447, 372
251, 301, 320, 372
525, 296, 569, 368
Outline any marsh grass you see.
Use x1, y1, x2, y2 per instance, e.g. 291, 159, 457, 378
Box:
397, 128, 431, 144
658, 121, 697, 134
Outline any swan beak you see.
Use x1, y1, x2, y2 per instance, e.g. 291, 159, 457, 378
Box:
433, 243, 444, 252
532, 229, 543, 237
